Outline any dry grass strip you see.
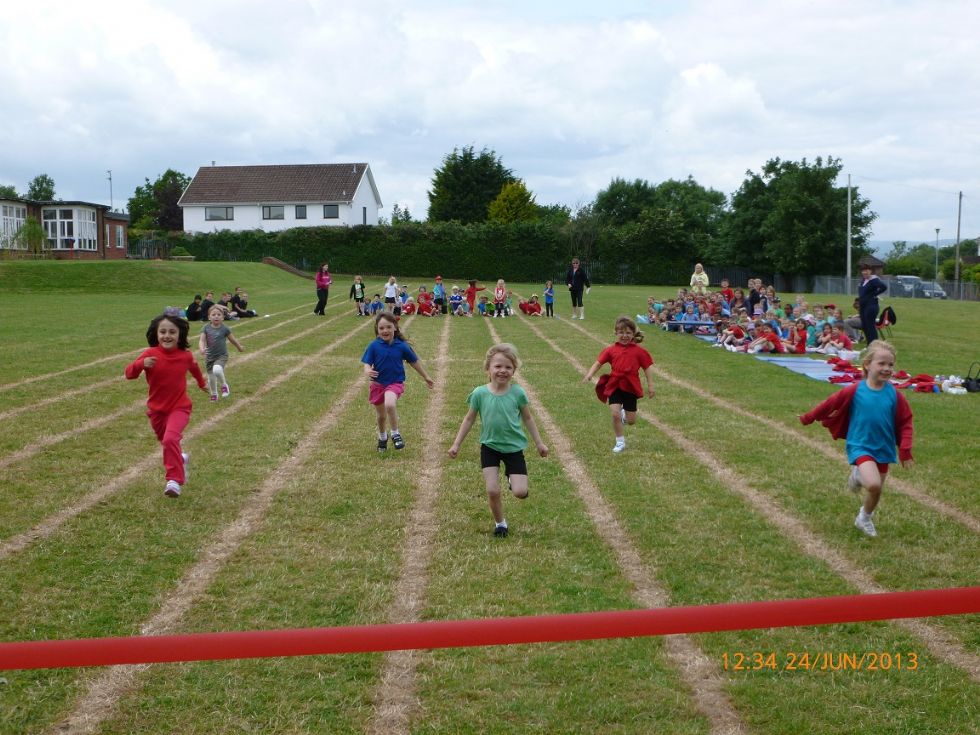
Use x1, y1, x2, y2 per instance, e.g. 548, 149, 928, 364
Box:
494, 319, 746, 735
0, 318, 373, 560
49, 376, 369, 735
368, 316, 452, 735
558, 319, 980, 683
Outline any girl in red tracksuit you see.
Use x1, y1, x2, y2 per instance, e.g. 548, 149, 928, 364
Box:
583, 316, 655, 453
126, 313, 208, 498
799, 340, 914, 537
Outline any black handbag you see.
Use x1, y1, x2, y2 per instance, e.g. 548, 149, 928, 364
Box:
965, 362, 980, 393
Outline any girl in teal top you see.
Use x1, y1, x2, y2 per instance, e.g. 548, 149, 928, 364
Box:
448, 343, 548, 537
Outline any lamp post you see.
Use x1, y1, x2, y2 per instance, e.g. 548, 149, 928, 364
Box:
934, 228, 940, 283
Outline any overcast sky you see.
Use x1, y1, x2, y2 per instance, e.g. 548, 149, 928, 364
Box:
2, 0, 977, 246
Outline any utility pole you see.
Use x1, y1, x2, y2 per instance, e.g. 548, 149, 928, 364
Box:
934, 228, 940, 284
954, 191, 962, 298
846, 174, 852, 296
106, 170, 113, 211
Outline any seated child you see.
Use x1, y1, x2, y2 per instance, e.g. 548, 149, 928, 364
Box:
747, 323, 785, 354
417, 286, 435, 316
369, 294, 385, 315
477, 295, 490, 317
448, 286, 465, 315
784, 318, 809, 354
519, 295, 543, 315
824, 324, 853, 355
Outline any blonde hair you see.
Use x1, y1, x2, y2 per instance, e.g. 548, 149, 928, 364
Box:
484, 343, 520, 371
614, 316, 644, 344
861, 339, 896, 366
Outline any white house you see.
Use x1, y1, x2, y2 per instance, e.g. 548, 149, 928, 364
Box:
178, 163, 382, 233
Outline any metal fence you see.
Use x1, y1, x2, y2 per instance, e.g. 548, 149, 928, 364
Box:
812, 276, 978, 301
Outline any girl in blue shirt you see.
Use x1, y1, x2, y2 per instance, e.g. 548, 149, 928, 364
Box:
361, 313, 434, 451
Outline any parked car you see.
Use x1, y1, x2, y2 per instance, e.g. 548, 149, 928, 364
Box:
920, 281, 948, 299
892, 275, 924, 297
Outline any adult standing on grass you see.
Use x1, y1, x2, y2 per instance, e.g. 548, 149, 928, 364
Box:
857, 264, 887, 344
689, 263, 709, 295
566, 257, 591, 319
448, 343, 548, 538
799, 340, 914, 538
125, 313, 207, 498
313, 262, 332, 315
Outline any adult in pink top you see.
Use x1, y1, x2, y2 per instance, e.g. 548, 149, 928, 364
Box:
314, 262, 332, 315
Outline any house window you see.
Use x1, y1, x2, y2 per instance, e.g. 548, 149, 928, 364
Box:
295, 205, 307, 220
116, 224, 126, 248
205, 207, 234, 221
323, 204, 339, 219
362, 206, 367, 225
262, 205, 284, 220
1, 204, 27, 249
105, 224, 110, 248
41, 208, 97, 250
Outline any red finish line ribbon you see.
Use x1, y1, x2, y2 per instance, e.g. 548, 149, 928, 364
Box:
2, 587, 977, 671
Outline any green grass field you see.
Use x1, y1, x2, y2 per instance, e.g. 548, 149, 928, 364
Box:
0, 260, 977, 734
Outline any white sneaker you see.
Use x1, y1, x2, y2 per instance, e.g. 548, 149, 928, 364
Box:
847, 466, 861, 494
165, 480, 181, 498
182, 452, 190, 482
613, 439, 626, 453
221, 384, 230, 397
855, 510, 877, 537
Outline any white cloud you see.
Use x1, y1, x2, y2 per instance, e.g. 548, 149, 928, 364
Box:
0, 0, 977, 241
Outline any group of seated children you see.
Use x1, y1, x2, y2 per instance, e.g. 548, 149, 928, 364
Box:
640, 278, 864, 356
185, 287, 258, 321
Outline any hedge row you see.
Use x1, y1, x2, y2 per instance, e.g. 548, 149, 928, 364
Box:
151, 221, 691, 285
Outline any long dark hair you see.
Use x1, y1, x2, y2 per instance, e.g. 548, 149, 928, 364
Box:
374, 312, 409, 343
146, 314, 190, 350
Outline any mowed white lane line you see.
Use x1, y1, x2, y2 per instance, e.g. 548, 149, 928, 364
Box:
0, 310, 353, 469
368, 316, 452, 735
50, 375, 370, 735
0, 318, 374, 561
550, 319, 980, 683
0, 303, 330, 424
493, 320, 745, 735
0, 301, 314, 397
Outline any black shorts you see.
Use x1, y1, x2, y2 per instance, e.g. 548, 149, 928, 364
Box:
607, 389, 638, 412
480, 444, 528, 476
384, 297, 397, 304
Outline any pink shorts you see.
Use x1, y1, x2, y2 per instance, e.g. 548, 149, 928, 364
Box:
369, 381, 404, 405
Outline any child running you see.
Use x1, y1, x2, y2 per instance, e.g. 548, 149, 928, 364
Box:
448, 343, 548, 537
361, 312, 434, 451
799, 340, 914, 537
583, 316, 655, 453
125, 313, 208, 497
199, 305, 245, 401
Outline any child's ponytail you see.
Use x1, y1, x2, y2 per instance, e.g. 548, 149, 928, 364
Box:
614, 316, 643, 343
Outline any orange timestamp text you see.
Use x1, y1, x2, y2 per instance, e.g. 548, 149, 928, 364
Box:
721, 651, 919, 672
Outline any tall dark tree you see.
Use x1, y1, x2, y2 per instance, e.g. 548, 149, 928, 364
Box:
592, 178, 658, 226
128, 169, 191, 231
649, 177, 728, 261
0, 184, 19, 199
726, 157, 876, 276
427, 146, 514, 223
26, 174, 56, 201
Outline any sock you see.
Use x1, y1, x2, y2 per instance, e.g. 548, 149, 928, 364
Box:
378, 432, 387, 440
495, 519, 508, 528
391, 428, 400, 436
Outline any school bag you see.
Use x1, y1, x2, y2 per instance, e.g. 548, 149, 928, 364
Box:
965, 362, 980, 393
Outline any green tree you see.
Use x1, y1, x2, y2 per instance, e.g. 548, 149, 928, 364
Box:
593, 178, 658, 226
13, 216, 47, 256
26, 174, 56, 201
427, 146, 515, 223
128, 169, 191, 231
390, 203, 414, 225
727, 157, 876, 275
0, 184, 18, 199
488, 180, 538, 223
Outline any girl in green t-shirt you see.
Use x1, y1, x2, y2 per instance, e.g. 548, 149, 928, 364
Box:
448, 343, 549, 537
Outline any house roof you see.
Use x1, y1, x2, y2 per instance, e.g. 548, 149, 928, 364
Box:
858, 254, 885, 267
178, 163, 377, 206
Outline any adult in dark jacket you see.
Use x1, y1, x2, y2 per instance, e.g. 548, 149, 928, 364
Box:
857, 265, 888, 343
186, 295, 203, 321
565, 257, 591, 319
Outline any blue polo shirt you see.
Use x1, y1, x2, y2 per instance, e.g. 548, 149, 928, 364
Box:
361, 337, 418, 385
